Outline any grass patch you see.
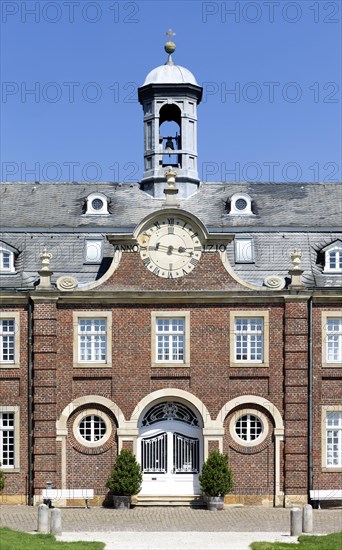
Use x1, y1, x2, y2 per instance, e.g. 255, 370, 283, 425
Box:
0, 528, 105, 550
251, 531, 342, 550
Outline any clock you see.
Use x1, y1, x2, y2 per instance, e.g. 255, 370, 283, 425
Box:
138, 216, 203, 278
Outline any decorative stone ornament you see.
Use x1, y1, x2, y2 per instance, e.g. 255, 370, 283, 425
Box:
56, 275, 78, 291
163, 167, 180, 206
37, 248, 53, 289
289, 249, 305, 289
264, 276, 286, 290
290, 249, 302, 269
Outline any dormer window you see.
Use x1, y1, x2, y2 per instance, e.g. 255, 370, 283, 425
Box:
0, 244, 16, 274
230, 193, 253, 216
85, 193, 109, 215
322, 241, 342, 274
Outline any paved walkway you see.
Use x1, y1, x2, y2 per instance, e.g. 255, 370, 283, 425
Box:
1, 505, 341, 549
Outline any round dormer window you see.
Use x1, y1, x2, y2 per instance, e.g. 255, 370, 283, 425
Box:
91, 198, 104, 211
85, 193, 109, 215
230, 193, 253, 216
235, 198, 248, 211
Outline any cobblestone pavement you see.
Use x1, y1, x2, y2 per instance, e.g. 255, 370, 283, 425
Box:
0, 505, 341, 535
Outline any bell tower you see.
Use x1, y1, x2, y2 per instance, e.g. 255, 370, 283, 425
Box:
138, 30, 203, 198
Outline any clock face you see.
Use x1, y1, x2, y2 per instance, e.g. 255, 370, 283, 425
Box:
138, 216, 202, 278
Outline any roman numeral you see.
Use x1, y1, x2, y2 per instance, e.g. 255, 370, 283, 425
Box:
153, 267, 160, 276
182, 268, 188, 275
194, 246, 202, 252
167, 218, 174, 225
154, 221, 160, 230
167, 272, 173, 279
191, 232, 198, 240
143, 258, 151, 267
190, 258, 199, 266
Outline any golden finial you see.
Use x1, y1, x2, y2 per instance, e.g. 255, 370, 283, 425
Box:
164, 28, 176, 61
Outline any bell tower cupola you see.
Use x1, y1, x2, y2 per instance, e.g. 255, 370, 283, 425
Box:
138, 30, 203, 198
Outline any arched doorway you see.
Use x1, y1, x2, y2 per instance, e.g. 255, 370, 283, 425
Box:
137, 401, 203, 496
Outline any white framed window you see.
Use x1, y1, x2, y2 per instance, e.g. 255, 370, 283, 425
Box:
235, 318, 263, 361
151, 311, 190, 367
0, 406, 20, 470
323, 244, 342, 273
73, 409, 112, 448
326, 318, 342, 363
84, 240, 103, 264
322, 406, 342, 470
235, 414, 263, 442
322, 312, 342, 367
0, 245, 16, 273
229, 409, 268, 448
230, 311, 269, 367
73, 312, 112, 368
79, 319, 106, 362
235, 238, 254, 263
230, 193, 253, 216
157, 318, 184, 362
0, 313, 20, 368
326, 412, 342, 467
85, 193, 109, 215
0, 319, 15, 362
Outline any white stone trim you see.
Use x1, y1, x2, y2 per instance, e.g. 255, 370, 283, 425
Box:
321, 311, 342, 368
0, 405, 20, 471
151, 311, 190, 367
321, 405, 342, 471
73, 409, 112, 448
72, 311, 112, 368
216, 395, 284, 503
0, 312, 20, 368
56, 396, 126, 490
229, 310, 270, 368
130, 389, 212, 427
229, 408, 269, 447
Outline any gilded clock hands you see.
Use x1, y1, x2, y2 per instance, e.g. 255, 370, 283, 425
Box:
149, 243, 193, 258
178, 247, 194, 256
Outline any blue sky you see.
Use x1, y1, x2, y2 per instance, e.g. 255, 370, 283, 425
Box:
1, 0, 341, 183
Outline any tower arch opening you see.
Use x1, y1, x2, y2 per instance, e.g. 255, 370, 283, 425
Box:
159, 104, 182, 167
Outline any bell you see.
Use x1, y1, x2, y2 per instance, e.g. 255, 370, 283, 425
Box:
165, 137, 174, 150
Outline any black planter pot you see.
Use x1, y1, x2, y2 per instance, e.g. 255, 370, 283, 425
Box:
113, 495, 131, 509
207, 496, 224, 511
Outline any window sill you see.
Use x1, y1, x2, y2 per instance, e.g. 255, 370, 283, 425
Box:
321, 467, 342, 472
73, 363, 112, 369
322, 363, 342, 368
152, 362, 190, 368
230, 362, 269, 368
1, 468, 20, 473
0, 363, 20, 369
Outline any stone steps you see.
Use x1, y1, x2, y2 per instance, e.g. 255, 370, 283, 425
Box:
135, 495, 205, 507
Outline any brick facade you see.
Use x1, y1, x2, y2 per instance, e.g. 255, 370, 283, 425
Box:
1, 249, 340, 507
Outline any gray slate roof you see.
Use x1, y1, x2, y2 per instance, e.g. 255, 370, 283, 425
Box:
1, 181, 341, 290
1, 181, 341, 230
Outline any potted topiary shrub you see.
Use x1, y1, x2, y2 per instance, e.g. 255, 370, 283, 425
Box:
0, 463, 5, 493
199, 450, 233, 511
106, 449, 142, 509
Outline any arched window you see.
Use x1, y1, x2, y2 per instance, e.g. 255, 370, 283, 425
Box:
323, 243, 342, 273
0, 243, 17, 274
159, 104, 182, 167
142, 402, 199, 427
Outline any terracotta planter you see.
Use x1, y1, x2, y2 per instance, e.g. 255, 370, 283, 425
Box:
113, 495, 131, 509
207, 496, 224, 511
